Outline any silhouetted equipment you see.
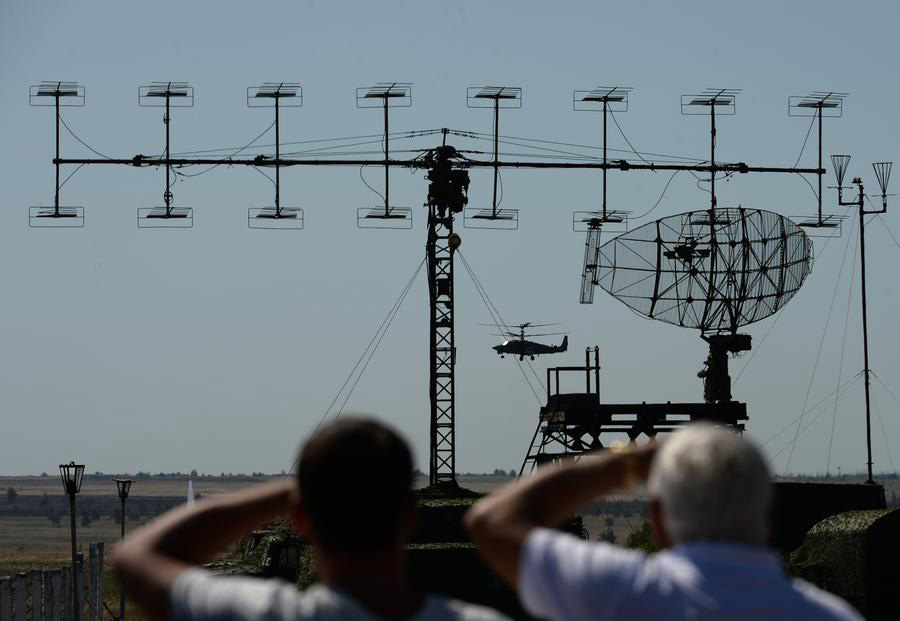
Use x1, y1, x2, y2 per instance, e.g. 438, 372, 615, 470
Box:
831, 155, 892, 483
31, 80, 848, 484
587, 207, 813, 403
357, 83, 413, 228
483, 322, 568, 360
464, 86, 521, 229
424, 145, 469, 484
790, 92, 849, 236
248, 82, 304, 229
29, 82, 85, 227
138, 82, 194, 227
520, 348, 747, 473
571, 86, 633, 235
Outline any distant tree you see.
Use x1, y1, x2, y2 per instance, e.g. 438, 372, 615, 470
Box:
190, 469, 198, 478
508, 469, 517, 478
280, 470, 286, 476
39, 492, 50, 508
624, 521, 657, 554
6, 487, 17, 505
41, 472, 48, 477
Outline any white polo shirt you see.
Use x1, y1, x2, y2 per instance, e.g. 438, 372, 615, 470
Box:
171, 568, 509, 621
519, 528, 862, 621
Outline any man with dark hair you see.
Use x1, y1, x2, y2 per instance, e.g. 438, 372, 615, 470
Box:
113, 418, 506, 621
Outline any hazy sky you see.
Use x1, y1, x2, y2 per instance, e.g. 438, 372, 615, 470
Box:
2, 0, 898, 477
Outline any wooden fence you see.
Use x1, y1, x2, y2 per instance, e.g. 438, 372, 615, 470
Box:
0, 543, 106, 621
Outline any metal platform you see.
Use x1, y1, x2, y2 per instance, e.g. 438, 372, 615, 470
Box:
520, 348, 747, 474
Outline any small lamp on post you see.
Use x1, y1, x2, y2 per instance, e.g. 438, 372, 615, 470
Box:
59, 461, 85, 621
114, 478, 133, 620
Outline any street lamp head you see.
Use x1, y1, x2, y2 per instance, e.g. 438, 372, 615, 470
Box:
59, 462, 85, 496
831, 154, 851, 187
115, 478, 133, 501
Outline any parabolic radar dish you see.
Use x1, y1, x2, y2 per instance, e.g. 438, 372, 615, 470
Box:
594, 208, 813, 334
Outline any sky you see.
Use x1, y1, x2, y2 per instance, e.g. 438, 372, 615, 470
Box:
1, 0, 899, 477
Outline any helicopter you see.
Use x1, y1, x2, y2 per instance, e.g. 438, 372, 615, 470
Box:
483, 322, 568, 360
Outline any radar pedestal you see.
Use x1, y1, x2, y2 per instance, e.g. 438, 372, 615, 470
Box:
698, 333, 751, 404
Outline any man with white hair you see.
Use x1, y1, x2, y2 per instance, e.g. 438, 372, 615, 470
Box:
465, 423, 861, 620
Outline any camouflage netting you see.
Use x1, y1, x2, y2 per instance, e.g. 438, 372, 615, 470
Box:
770, 482, 886, 552
214, 484, 575, 619
785, 509, 900, 621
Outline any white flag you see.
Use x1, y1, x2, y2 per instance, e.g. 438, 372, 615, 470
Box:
187, 480, 195, 507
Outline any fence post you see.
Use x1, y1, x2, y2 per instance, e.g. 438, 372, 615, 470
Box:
61, 568, 71, 621
1, 577, 12, 621
29, 571, 42, 621
48, 572, 60, 621
87, 546, 95, 621
95, 544, 103, 621
14, 574, 25, 621
75, 555, 83, 621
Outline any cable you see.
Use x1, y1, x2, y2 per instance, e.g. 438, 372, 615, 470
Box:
876, 216, 900, 252
359, 165, 386, 204
630, 170, 680, 220
792, 114, 816, 168
784, 216, 857, 473
58, 163, 86, 191
769, 373, 863, 467
449, 129, 707, 163
761, 372, 863, 449
871, 392, 896, 473
59, 116, 113, 159
458, 251, 544, 404
608, 109, 655, 170
292, 259, 426, 473
175, 121, 275, 178
250, 166, 277, 188
826, 220, 860, 474
335, 261, 423, 417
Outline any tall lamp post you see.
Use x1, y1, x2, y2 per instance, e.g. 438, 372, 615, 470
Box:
114, 479, 133, 620
59, 461, 85, 621
831, 155, 892, 485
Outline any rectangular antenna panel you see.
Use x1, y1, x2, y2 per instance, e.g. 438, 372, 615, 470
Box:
357, 207, 413, 229
137, 207, 194, 228
573, 87, 631, 112
572, 210, 629, 234
797, 214, 846, 238
681, 88, 740, 115
139, 83, 194, 107
788, 92, 847, 118
463, 208, 519, 230
247, 83, 303, 108
29, 82, 85, 106
467, 86, 522, 108
248, 207, 304, 229
356, 83, 412, 108
29, 206, 84, 228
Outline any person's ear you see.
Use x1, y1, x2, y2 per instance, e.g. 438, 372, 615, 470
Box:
649, 498, 671, 550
